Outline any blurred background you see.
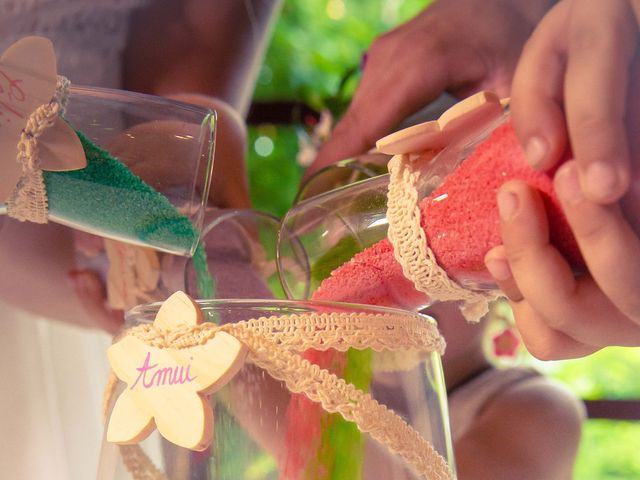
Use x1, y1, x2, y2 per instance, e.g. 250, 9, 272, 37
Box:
244, 1, 640, 479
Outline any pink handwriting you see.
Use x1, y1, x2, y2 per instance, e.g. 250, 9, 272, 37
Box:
131, 351, 197, 389
0, 70, 26, 122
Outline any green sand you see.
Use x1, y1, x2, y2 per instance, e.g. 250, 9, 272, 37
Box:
44, 131, 200, 256
44, 130, 215, 300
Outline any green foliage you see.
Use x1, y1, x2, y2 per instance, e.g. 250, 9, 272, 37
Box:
542, 347, 640, 400
247, 125, 304, 217
256, 0, 431, 111
574, 420, 640, 479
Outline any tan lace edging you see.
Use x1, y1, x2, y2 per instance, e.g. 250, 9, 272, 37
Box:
6, 75, 70, 223
386, 154, 500, 322
104, 312, 452, 480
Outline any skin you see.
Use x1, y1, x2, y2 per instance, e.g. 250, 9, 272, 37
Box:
485, 0, 640, 359
307, 0, 557, 177
0, 0, 281, 330
432, 302, 584, 480
301, 2, 584, 475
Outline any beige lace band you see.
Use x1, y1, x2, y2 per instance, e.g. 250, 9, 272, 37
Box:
104, 311, 453, 480
6, 75, 70, 223
386, 153, 500, 322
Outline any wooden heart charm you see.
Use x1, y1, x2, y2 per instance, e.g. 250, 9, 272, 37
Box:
0, 36, 86, 203
107, 291, 247, 451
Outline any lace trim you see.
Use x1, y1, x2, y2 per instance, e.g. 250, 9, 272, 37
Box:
6, 76, 69, 223
104, 312, 452, 480
386, 154, 500, 322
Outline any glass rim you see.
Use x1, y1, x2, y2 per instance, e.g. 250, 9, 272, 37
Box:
68, 84, 215, 118
125, 296, 437, 326
199, 208, 280, 239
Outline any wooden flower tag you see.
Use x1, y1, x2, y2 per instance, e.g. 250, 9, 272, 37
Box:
376, 91, 504, 155
107, 291, 247, 451
0, 36, 86, 202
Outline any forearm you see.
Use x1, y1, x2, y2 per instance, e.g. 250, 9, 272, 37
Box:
124, 0, 282, 116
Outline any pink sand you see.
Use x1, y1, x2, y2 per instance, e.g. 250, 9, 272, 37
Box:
314, 121, 584, 306
283, 121, 584, 477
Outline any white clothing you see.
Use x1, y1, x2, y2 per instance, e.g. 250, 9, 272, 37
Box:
0, 0, 149, 478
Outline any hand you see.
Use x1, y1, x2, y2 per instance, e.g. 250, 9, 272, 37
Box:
489, 0, 640, 360
511, 0, 640, 205
308, 0, 556, 177
484, 170, 640, 360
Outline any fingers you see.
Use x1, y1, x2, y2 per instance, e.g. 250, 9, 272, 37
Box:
510, 301, 600, 360
489, 180, 640, 349
511, 1, 570, 171
308, 35, 450, 178
555, 161, 640, 322
484, 245, 522, 302
563, 0, 636, 203
514, 0, 639, 203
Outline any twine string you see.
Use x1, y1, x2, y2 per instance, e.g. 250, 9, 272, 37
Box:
386, 153, 501, 322
6, 75, 70, 223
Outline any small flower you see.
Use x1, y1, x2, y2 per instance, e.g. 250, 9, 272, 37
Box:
492, 327, 520, 358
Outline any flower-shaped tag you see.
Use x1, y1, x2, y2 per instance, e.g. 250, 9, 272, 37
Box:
376, 91, 505, 155
107, 291, 247, 451
0, 36, 86, 203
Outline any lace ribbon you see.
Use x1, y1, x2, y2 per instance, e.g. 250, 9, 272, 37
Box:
103, 312, 453, 480
386, 153, 500, 322
6, 75, 70, 223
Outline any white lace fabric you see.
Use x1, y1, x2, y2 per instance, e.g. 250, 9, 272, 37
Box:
0, 0, 151, 88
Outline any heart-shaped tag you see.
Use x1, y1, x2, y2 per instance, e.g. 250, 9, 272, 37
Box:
107, 291, 247, 451
0, 36, 86, 203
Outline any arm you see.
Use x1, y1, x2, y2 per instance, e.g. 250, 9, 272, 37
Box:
123, 0, 282, 116
455, 375, 585, 480
0, 219, 121, 332
123, 0, 282, 209
308, 0, 557, 177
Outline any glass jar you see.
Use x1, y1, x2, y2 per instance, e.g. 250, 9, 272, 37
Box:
98, 299, 456, 480
277, 110, 585, 307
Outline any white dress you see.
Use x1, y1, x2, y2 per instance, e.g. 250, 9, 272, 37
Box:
0, 1, 149, 478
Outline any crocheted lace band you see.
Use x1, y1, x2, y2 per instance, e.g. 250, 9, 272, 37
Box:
6, 75, 70, 223
386, 153, 500, 322
104, 311, 453, 480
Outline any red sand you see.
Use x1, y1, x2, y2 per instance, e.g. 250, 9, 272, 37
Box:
314, 121, 584, 306
283, 121, 585, 477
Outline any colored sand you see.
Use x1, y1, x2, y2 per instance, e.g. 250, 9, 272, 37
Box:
192, 242, 215, 299
421, 121, 583, 280
44, 130, 200, 256
284, 121, 585, 478
315, 121, 584, 307
47, 130, 216, 302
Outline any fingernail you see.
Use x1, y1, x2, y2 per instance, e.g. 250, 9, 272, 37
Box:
554, 161, 583, 205
485, 257, 513, 281
497, 188, 519, 221
584, 161, 624, 202
525, 136, 548, 169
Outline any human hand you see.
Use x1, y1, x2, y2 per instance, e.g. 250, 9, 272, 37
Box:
308, 0, 556, 178
484, 168, 640, 360
511, 0, 640, 205
487, 0, 640, 359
